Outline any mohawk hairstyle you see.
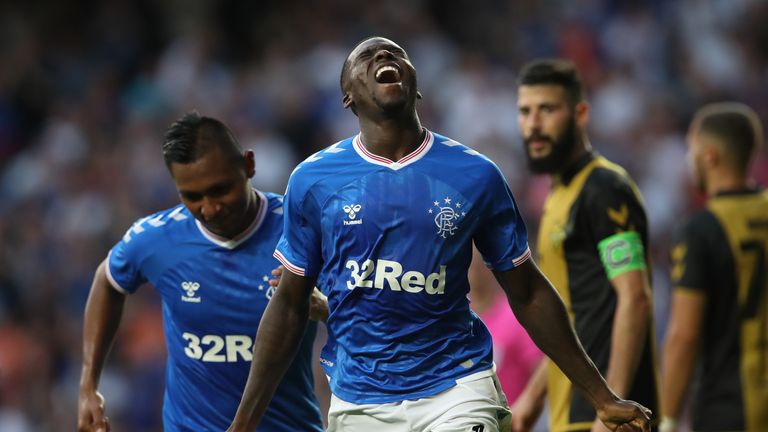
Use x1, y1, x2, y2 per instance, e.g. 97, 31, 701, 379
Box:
162, 111, 243, 167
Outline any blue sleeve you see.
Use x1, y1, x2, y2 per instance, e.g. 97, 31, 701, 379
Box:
106, 219, 149, 294
274, 172, 323, 277
473, 164, 530, 271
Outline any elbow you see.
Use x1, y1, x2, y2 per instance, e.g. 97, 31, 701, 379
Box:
618, 285, 650, 316
632, 288, 650, 314
664, 325, 699, 352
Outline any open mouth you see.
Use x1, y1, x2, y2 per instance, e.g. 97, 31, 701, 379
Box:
375, 64, 402, 84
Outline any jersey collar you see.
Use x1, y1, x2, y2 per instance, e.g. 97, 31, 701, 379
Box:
352, 129, 434, 170
559, 151, 596, 185
195, 189, 268, 250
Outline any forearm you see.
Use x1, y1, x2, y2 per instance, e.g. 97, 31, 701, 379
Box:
661, 330, 697, 419
80, 261, 125, 391
499, 263, 614, 407
231, 276, 312, 430
604, 288, 648, 396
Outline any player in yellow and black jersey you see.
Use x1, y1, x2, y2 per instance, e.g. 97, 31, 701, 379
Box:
662, 103, 768, 432
510, 59, 658, 432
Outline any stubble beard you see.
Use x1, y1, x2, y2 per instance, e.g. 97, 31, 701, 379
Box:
524, 116, 578, 174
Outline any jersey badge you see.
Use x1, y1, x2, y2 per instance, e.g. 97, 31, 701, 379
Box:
429, 197, 466, 238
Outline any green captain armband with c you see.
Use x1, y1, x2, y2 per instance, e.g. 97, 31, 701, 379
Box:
597, 231, 647, 279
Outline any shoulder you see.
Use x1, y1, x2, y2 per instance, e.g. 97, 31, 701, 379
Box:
119, 204, 194, 247
671, 208, 726, 254
259, 191, 286, 230
291, 136, 357, 179
284, 136, 357, 199
262, 191, 285, 212
677, 208, 722, 240
585, 157, 636, 191
429, 132, 505, 179
582, 156, 643, 203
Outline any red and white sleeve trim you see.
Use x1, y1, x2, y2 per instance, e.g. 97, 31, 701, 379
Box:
273, 250, 306, 277
512, 246, 532, 267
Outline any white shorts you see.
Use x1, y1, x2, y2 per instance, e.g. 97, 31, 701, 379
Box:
327, 368, 512, 432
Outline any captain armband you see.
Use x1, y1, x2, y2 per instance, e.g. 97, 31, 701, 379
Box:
597, 231, 647, 279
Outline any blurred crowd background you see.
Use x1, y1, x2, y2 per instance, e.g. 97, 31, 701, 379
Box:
0, 0, 767, 430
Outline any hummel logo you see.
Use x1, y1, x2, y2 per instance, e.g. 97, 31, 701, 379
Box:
343, 204, 363, 226
343, 204, 362, 219
181, 281, 201, 303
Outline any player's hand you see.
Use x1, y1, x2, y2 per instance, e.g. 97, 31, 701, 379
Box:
591, 416, 612, 432
269, 265, 284, 287
309, 287, 329, 322
509, 391, 544, 432
77, 389, 111, 432
595, 398, 651, 432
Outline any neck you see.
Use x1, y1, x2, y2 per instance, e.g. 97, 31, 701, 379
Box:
358, 111, 423, 161
706, 169, 748, 197
214, 189, 260, 239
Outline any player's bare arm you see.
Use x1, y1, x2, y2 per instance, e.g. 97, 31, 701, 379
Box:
78, 259, 125, 432
589, 268, 652, 432
604, 269, 650, 397
228, 270, 316, 431
494, 259, 651, 431
269, 265, 328, 322
660, 290, 706, 431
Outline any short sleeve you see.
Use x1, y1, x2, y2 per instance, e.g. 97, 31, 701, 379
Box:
581, 170, 648, 245
670, 212, 717, 295
274, 172, 323, 277
473, 164, 530, 271
106, 222, 148, 294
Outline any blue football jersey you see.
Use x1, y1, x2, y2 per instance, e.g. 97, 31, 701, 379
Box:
275, 130, 531, 404
107, 191, 323, 431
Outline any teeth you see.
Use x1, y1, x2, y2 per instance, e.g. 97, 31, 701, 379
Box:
375, 65, 398, 80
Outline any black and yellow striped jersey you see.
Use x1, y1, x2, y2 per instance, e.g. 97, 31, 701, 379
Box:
670, 188, 768, 431
538, 152, 659, 432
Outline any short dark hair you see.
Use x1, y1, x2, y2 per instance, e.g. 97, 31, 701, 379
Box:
694, 102, 764, 173
162, 111, 243, 167
340, 56, 352, 94
517, 59, 586, 106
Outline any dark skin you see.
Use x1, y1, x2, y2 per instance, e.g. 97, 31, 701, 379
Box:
78, 145, 258, 432
79, 144, 328, 431
227, 37, 651, 431
341, 37, 425, 161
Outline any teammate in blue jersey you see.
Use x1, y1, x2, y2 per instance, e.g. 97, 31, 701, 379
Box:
77, 112, 325, 432
229, 37, 652, 432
